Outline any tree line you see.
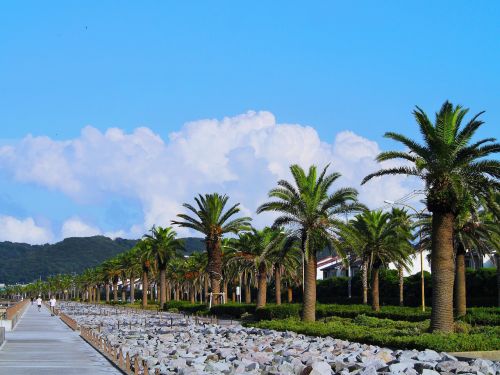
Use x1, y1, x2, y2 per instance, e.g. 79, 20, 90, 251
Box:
5, 101, 499, 334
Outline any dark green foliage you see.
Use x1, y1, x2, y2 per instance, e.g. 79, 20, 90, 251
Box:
255, 304, 301, 320
465, 268, 497, 307
210, 303, 256, 318
315, 268, 494, 307
0, 236, 206, 284
0, 236, 137, 284
180, 237, 206, 255
251, 317, 500, 352
459, 307, 500, 326
162, 301, 208, 314
225, 302, 500, 325
316, 303, 430, 321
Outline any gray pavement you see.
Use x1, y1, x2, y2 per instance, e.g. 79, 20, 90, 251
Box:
0, 303, 122, 375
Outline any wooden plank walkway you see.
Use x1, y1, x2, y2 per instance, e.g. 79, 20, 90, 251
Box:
0, 303, 122, 375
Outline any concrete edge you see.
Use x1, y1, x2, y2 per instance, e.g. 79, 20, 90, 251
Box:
449, 351, 500, 361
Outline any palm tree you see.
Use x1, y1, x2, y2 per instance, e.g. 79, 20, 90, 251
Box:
362, 101, 499, 332
339, 210, 412, 311
230, 227, 287, 308
102, 259, 121, 302
258, 164, 361, 321
389, 207, 415, 306
173, 193, 251, 305
135, 239, 153, 307
417, 193, 500, 317
123, 248, 140, 304
143, 226, 184, 306
270, 235, 301, 305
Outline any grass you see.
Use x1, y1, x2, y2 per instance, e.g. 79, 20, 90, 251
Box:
250, 315, 500, 352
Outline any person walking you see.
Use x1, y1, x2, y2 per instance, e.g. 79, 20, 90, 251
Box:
49, 296, 57, 316
30, 297, 34, 305
36, 295, 42, 312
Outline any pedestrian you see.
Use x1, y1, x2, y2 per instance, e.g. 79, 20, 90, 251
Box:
49, 296, 57, 316
36, 295, 42, 312
30, 297, 34, 305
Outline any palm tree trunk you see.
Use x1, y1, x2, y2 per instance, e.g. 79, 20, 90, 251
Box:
455, 243, 467, 317
398, 265, 404, 306
244, 274, 251, 303
113, 281, 118, 302
160, 268, 167, 307
287, 286, 293, 303
371, 263, 380, 311
232, 290, 236, 302
206, 237, 222, 305
302, 253, 317, 322
166, 281, 171, 302
275, 267, 282, 305
121, 282, 126, 303
105, 282, 110, 303
223, 280, 228, 304
130, 274, 135, 304
430, 212, 456, 333
189, 284, 194, 303
204, 277, 209, 303
362, 258, 368, 305
257, 263, 267, 308
142, 270, 148, 307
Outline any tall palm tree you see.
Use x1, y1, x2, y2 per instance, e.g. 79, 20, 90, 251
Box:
389, 207, 415, 306
143, 226, 184, 306
258, 164, 361, 321
339, 210, 412, 311
417, 193, 500, 317
362, 101, 499, 332
230, 227, 287, 308
270, 234, 301, 305
102, 259, 121, 302
135, 239, 153, 307
173, 193, 251, 305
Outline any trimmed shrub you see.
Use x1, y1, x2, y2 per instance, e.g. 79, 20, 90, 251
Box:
255, 304, 301, 320
210, 303, 256, 318
162, 301, 208, 314
460, 307, 500, 326
251, 317, 500, 352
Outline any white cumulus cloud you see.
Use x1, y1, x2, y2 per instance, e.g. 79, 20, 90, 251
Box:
0, 216, 53, 244
0, 111, 422, 241
61, 217, 101, 238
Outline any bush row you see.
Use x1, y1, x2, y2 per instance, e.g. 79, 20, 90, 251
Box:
251, 317, 500, 352
162, 300, 499, 326
162, 301, 209, 315
210, 303, 256, 318
313, 268, 497, 307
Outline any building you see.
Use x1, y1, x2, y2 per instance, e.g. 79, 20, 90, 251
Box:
317, 251, 497, 280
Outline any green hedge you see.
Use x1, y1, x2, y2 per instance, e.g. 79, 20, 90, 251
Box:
460, 307, 500, 326
162, 301, 208, 314
251, 317, 500, 352
209, 303, 256, 318
255, 304, 301, 320
160, 300, 499, 325
313, 268, 497, 307
252, 303, 499, 325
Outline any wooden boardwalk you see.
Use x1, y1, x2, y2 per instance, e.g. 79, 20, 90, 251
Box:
0, 303, 122, 375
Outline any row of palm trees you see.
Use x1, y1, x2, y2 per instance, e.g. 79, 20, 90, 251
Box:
6, 101, 498, 334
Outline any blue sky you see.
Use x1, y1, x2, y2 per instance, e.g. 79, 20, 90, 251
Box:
0, 2, 499, 243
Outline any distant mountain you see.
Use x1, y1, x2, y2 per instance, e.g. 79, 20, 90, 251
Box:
0, 236, 206, 284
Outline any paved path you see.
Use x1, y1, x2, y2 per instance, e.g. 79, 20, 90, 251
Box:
0, 303, 122, 375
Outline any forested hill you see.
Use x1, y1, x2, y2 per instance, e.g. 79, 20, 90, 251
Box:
0, 236, 205, 284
